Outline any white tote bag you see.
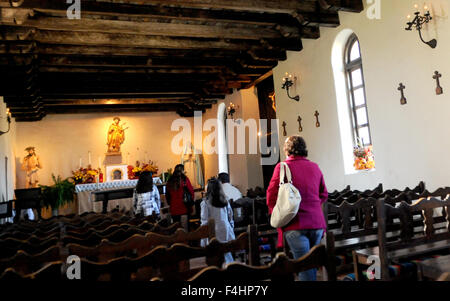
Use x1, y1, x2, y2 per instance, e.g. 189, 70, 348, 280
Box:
270, 162, 302, 228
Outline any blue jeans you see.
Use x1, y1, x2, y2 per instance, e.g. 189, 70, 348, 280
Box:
284, 229, 324, 281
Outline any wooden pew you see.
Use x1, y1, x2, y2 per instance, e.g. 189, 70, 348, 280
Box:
67, 219, 215, 262
188, 244, 332, 281
325, 190, 433, 276
0, 223, 182, 276
437, 272, 450, 281
353, 196, 450, 281
0, 245, 61, 275
146, 227, 258, 281
0, 261, 65, 280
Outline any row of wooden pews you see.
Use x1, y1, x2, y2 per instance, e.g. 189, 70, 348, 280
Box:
325, 182, 450, 280
0, 206, 338, 281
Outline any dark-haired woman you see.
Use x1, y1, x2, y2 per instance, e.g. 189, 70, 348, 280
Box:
133, 171, 161, 217
201, 177, 235, 264
266, 136, 328, 281
166, 164, 194, 231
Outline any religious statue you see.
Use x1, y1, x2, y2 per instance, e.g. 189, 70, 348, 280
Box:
21, 146, 42, 188
106, 117, 128, 154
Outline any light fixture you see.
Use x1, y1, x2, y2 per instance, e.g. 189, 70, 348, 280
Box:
405, 5, 437, 49
0, 108, 11, 136
227, 102, 238, 119
282, 73, 300, 102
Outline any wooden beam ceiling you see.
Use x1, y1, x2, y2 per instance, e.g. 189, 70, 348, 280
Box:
0, 0, 363, 121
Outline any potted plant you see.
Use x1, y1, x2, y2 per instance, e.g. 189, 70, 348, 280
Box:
40, 174, 76, 216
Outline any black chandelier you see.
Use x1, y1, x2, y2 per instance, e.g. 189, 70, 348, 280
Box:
405, 6, 437, 49
281, 73, 300, 102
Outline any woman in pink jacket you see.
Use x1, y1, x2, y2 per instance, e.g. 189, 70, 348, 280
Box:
266, 136, 328, 281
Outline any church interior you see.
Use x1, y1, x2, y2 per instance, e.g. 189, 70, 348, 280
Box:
1, 0, 450, 284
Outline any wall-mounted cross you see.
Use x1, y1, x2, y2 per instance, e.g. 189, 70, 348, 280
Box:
314, 111, 320, 128
398, 83, 407, 105
282, 121, 287, 137
433, 71, 443, 95
297, 116, 303, 132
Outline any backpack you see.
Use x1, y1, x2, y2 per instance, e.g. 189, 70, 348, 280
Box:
270, 162, 302, 228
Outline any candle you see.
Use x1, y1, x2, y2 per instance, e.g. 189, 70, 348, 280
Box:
98, 157, 101, 169
88, 151, 91, 165
79, 157, 82, 168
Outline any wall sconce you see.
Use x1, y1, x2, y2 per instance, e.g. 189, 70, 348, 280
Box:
0, 108, 11, 136
282, 73, 300, 102
227, 102, 238, 119
405, 5, 437, 49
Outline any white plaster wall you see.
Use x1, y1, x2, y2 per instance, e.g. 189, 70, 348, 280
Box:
15, 112, 195, 187
273, 0, 450, 192
202, 88, 264, 194
0, 97, 16, 202
13, 89, 264, 193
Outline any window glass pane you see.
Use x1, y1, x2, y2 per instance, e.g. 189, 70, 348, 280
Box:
353, 88, 366, 107
358, 127, 371, 145
355, 107, 368, 125
350, 40, 361, 61
351, 69, 363, 87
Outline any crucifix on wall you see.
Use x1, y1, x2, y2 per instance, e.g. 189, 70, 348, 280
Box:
433, 71, 443, 95
314, 111, 320, 128
297, 116, 303, 132
282, 121, 287, 137
398, 83, 407, 105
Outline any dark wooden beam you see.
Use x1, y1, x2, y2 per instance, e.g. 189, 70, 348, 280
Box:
3, 0, 319, 14
2, 15, 301, 40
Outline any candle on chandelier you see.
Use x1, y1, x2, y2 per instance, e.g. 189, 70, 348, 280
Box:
79, 157, 82, 168
88, 151, 91, 165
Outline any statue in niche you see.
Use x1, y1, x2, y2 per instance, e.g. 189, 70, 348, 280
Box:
107, 117, 128, 154
21, 146, 42, 188
112, 169, 123, 180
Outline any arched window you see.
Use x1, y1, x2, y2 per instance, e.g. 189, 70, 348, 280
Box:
344, 34, 372, 147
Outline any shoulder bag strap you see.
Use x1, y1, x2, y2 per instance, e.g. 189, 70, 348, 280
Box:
279, 162, 286, 185
284, 163, 293, 184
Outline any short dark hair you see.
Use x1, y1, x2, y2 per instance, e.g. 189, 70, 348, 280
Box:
284, 136, 308, 157
218, 173, 230, 184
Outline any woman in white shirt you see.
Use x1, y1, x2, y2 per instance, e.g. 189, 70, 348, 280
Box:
133, 171, 161, 217
201, 177, 235, 264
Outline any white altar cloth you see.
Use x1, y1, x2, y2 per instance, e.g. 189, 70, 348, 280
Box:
75, 178, 162, 214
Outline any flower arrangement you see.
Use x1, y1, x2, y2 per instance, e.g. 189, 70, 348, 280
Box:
353, 143, 375, 171
72, 166, 99, 184
128, 160, 159, 179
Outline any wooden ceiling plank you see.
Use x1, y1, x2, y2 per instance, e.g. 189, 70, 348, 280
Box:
2, 15, 300, 40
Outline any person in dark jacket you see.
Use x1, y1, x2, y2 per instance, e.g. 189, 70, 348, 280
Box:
166, 164, 194, 231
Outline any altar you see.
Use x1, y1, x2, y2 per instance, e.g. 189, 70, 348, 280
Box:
75, 178, 163, 214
